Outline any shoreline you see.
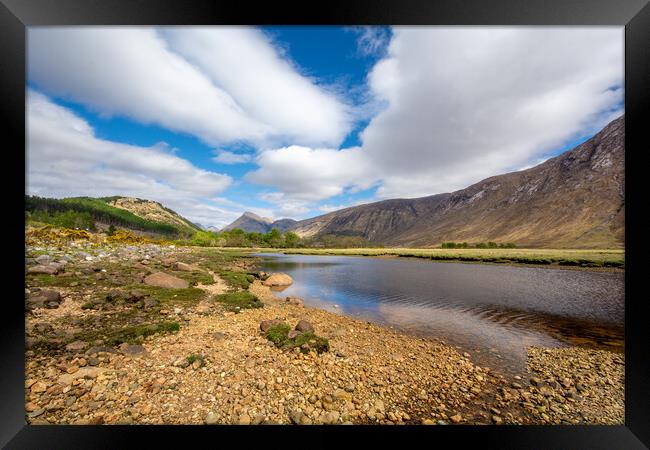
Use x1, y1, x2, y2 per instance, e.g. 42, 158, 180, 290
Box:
24, 241, 624, 425
251, 248, 625, 272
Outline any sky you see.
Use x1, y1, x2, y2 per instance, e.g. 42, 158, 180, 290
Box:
26, 26, 624, 228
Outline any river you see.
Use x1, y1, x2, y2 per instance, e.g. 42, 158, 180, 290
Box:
254, 253, 624, 373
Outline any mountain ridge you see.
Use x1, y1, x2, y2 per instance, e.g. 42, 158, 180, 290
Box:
222, 115, 624, 248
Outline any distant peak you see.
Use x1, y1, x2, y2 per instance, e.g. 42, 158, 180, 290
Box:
241, 211, 273, 223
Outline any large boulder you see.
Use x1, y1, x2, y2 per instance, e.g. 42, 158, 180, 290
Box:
143, 272, 189, 289
262, 273, 293, 287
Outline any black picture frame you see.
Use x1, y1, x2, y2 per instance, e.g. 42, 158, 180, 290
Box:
1, 0, 648, 448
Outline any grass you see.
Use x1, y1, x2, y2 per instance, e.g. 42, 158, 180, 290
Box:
255, 247, 625, 269
214, 291, 263, 311
219, 271, 256, 290
265, 324, 330, 354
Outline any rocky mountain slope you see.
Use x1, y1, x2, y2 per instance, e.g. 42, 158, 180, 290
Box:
106, 197, 200, 234
288, 116, 624, 248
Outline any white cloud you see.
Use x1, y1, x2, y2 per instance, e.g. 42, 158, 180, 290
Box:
246, 145, 375, 203
162, 27, 353, 148
28, 27, 352, 148
247, 27, 623, 207
212, 150, 252, 165
361, 27, 624, 198
27, 90, 242, 227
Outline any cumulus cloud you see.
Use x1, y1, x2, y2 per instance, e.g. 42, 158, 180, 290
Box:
212, 150, 252, 165
246, 145, 375, 204
27, 90, 243, 227
247, 27, 623, 207
162, 27, 353, 147
28, 27, 352, 148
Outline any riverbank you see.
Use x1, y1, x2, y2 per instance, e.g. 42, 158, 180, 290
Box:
254, 247, 624, 270
24, 239, 623, 425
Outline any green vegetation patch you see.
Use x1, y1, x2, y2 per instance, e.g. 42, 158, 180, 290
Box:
25, 195, 185, 236
129, 285, 206, 306
219, 271, 256, 290
214, 291, 263, 311
265, 324, 329, 354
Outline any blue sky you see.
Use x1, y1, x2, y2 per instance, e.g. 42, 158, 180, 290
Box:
26, 26, 623, 228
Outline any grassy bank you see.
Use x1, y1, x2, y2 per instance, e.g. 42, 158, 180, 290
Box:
253, 247, 625, 269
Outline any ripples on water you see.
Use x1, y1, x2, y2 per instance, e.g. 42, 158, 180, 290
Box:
255, 253, 624, 373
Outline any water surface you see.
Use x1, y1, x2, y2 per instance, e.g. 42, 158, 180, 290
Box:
255, 253, 624, 373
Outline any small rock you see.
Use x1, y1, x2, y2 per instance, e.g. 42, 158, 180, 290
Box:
421, 419, 436, 425
238, 413, 251, 425
450, 414, 462, 423
204, 411, 218, 425
295, 320, 314, 333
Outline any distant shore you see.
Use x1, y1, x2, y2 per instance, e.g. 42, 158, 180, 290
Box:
251, 247, 625, 271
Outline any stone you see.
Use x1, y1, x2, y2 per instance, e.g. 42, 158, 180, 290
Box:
35, 255, 52, 264
421, 419, 436, 425
204, 411, 218, 425
65, 341, 88, 352
30, 381, 48, 393
262, 273, 293, 287
295, 320, 315, 333
57, 367, 106, 386
143, 272, 189, 289
27, 265, 58, 275
259, 319, 284, 333
174, 262, 197, 272
85, 346, 117, 355
119, 343, 146, 356
450, 414, 462, 423
238, 413, 251, 425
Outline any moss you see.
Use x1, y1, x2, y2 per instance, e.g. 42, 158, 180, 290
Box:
265, 325, 330, 354
81, 302, 97, 310
219, 271, 256, 290
266, 324, 291, 346
214, 291, 263, 311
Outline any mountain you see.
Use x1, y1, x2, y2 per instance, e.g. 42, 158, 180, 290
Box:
221, 212, 297, 233
222, 212, 273, 233
290, 115, 624, 248
104, 197, 201, 234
